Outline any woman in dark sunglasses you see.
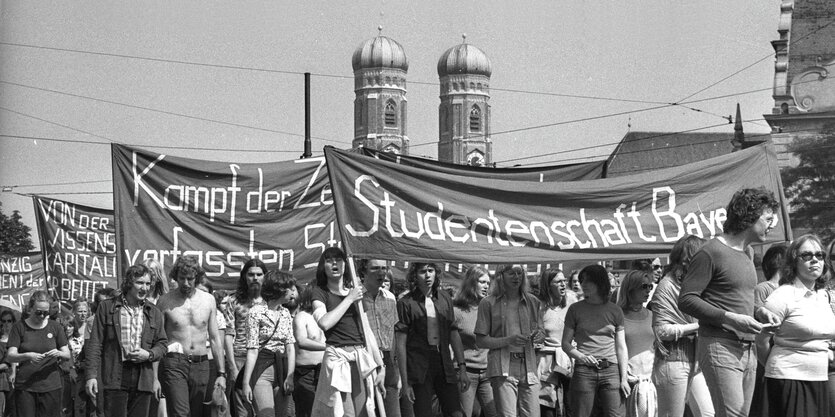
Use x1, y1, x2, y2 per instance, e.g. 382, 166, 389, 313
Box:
618, 269, 657, 416
755, 234, 834, 417
5, 290, 71, 417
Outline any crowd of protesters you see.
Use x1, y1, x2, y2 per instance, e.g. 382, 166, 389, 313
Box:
0, 186, 834, 417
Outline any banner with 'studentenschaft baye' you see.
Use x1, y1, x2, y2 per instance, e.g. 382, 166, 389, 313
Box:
324, 144, 791, 263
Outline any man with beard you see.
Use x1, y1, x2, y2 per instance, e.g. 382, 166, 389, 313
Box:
225, 258, 268, 417
157, 256, 226, 417
85, 264, 168, 417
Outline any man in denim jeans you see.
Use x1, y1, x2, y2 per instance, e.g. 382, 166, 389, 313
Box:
157, 256, 226, 417
679, 188, 781, 417
475, 264, 544, 417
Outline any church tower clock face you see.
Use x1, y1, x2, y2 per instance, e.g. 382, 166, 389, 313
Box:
467, 151, 485, 167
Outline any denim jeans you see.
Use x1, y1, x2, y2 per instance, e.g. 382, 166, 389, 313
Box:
293, 364, 320, 417
568, 364, 624, 417
104, 362, 153, 417
653, 359, 714, 417
697, 336, 756, 417
490, 356, 540, 417
160, 354, 211, 417
459, 369, 497, 417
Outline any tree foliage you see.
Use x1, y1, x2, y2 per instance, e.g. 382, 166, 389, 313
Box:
0, 202, 35, 253
781, 134, 835, 242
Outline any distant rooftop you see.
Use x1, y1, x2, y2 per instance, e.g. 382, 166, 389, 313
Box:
605, 131, 768, 177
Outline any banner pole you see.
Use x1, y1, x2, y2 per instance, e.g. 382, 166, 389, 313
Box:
346, 255, 387, 417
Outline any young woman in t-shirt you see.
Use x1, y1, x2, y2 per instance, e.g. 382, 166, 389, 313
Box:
6, 290, 71, 417
562, 265, 629, 417
309, 247, 384, 417
618, 270, 656, 417
536, 268, 576, 417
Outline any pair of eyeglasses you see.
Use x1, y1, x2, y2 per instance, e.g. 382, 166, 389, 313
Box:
0, 320, 12, 324
799, 251, 826, 262
652, 265, 662, 271
640, 283, 654, 290
33, 311, 50, 317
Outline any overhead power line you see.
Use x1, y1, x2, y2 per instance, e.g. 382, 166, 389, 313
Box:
0, 80, 349, 145
0, 134, 324, 154
0, 41, 677, 106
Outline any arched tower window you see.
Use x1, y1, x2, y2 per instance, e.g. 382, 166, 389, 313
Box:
470, 105, 481, 132
385, 100, 397, 127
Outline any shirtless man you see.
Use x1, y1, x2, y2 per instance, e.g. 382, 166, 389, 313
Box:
156, 256, 226, 417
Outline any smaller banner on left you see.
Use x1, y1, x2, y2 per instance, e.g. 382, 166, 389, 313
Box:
0, 252, 46, 311
33, 196, 118, 302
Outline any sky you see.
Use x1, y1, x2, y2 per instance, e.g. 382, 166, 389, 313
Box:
0, 1, 782, 250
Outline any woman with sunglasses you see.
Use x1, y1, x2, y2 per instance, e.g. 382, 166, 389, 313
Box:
562, 265, 629, 417
618, 270, 657, 416
5, 290, 71, 417
756, 234, 835, 417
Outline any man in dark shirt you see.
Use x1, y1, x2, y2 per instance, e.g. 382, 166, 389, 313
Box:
679, 188, 781, 417
395, 262, 469, 417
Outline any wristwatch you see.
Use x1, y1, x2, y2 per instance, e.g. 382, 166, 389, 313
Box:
457, 362, 466, 369
217, 371, 227, 378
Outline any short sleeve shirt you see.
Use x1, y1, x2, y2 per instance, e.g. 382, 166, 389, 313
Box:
225, 296, 267, 357
564, 300, 624, 363
7, 320, 68, 392
311, 287, 365, 346
246, 304, 295, 354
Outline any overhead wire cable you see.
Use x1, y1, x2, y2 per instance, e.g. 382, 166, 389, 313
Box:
0, 80, 349, 145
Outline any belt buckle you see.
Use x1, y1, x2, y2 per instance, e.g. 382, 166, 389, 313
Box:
596, 358, 610, 370
185, 354, 196, 363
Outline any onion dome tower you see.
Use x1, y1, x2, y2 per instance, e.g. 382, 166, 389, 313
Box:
352, 27, 409, 154
437, 35, 492, 166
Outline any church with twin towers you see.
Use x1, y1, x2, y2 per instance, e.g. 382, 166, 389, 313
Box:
351, 30, 493, 167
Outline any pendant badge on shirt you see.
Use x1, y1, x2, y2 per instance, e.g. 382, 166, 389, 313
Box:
47, 332, 54, 339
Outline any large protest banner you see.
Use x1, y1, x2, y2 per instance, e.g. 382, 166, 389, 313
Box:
0, 252, 46, 311
32, 196, 117, 302
325, 144, 791, 263
111, 144, 342, 286
111, 144, 607, 285
356, 147, 605, 181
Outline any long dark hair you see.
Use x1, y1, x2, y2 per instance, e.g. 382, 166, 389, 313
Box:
538, 268, 567, 308
454, 265, 490, 310
664, 234, 706, 281
578, 265, 610, 299
235, 258, 267, 304
315, 247, 352, 289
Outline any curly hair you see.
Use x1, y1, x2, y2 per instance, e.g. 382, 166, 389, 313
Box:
169, 256, 206, 284
261, 270, 297, 302
121, 264, 151, 296
780, 234, 830, 290
722, 188, 779, 235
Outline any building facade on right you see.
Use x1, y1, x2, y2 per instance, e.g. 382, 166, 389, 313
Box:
764, 0, 835, 168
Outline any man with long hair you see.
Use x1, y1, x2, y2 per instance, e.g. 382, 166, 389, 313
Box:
475, 264, 544, 417
156, 256, 226, 417
224, 258, 268, 417
679, 188, 782, 417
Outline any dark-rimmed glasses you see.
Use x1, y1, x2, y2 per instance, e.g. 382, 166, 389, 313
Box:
799, 252, 826, 262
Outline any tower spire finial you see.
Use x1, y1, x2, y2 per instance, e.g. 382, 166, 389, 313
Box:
378, 25, 383, 36
462, 33, 467, 44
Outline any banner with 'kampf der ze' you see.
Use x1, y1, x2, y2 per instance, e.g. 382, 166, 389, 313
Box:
324, 144, 791, 263
33, 196, 117, 302
0, 252, 46, 311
